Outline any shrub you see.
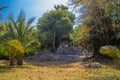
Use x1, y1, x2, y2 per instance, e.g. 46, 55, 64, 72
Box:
99, 46, 120, 62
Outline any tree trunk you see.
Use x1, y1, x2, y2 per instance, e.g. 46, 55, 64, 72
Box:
45, 43, 48, 50
17, 53, 23, 65
9, 53, 14, 66
52, 31, 56, 52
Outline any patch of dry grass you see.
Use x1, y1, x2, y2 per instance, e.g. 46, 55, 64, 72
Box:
0, 60, 120, 80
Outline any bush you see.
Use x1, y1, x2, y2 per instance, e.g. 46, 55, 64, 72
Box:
99, 46, 120, 62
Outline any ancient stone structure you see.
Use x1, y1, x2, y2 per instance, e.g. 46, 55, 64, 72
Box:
56, 42, 81, 55
25, 42, 94, 62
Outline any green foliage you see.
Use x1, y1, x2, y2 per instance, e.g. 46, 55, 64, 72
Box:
0, 40, 25, 65
37, 5, 75, 51
54, 5, 68, 10
0, 22, 9, 59
69, 0, 120, 56
0, 10, 40, 65
70, 25, 90, 47
0, 40, 24, 56
100, 46, 120, 61
5, 10, 41, 54
7, 40, 24, 54
0, 23, 8, 40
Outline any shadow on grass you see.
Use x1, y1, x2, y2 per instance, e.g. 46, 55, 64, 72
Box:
92, 58, 120, 70
88, 75, 120, 80
24, 59, 80, 68
24, 57, 120, 70
0, 60, 13, 73
0, 66, 12, 73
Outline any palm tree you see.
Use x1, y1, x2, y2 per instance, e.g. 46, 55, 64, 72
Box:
8, 40, 24, 66
0, 40, 24, 66
1, 10, 40, 65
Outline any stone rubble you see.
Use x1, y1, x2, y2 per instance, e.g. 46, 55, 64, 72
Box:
25, 43, 93, 62
25, 52, 84, 62
82, 62, 101, 68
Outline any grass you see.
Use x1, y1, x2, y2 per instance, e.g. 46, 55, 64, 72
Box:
0, 59, 120, 80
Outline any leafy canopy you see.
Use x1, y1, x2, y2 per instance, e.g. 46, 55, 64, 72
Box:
37, 5, 75, 50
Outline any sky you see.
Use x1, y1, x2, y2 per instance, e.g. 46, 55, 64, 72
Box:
0, 0, 68, 25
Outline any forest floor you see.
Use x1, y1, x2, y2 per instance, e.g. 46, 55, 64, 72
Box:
0, 59, 120, 80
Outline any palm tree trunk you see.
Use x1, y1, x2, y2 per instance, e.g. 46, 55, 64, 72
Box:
17, 53, 23, 65
9, 53, 14, 66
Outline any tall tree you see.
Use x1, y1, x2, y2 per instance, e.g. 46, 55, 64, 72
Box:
70, 24, 90, 47
69, 0, 120, 57
37, 5, 75, 51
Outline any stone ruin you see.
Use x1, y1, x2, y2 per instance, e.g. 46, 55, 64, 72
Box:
25, 42, 93, 62
56, 42, 81, 55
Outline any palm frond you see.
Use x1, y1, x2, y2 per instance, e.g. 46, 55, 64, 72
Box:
7, 40, 24, 54
27, 17, 36, 26
0, 5, 9, 11
24, 39, 40, 53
